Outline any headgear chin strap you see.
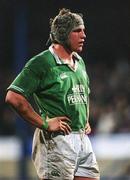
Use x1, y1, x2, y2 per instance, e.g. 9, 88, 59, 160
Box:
49, 8, 84, 48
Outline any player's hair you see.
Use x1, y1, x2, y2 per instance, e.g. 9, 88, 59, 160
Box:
49, 8, 84, 46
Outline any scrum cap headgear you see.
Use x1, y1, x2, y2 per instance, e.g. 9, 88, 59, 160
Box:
50, 8, 84, 46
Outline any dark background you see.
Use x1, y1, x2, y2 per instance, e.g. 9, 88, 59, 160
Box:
1, 0, 130, 66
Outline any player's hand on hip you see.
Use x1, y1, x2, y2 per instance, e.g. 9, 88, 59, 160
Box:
85, 122, 91, 134
47, 116, 72, 134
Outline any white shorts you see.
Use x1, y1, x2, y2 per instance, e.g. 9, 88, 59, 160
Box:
32, 128, 100, 180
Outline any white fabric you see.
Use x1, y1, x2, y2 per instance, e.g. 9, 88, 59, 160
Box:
32, 128, 100, 180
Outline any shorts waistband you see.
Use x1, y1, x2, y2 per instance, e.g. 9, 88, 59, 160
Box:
41, 129, 85, 141
41, 130, 65, 140
71, 129, 85, 134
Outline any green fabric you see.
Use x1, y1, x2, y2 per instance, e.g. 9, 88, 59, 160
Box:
8, 47, 90, 131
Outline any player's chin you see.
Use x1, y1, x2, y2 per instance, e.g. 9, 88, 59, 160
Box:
76, 47, 83, 53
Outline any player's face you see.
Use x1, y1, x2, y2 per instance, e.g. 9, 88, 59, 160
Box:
68, 25, 86, 53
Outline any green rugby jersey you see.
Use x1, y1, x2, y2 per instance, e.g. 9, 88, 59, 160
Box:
8, 46, 90, 131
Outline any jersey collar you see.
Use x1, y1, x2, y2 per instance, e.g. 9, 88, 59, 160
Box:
49, 45, 62, 64
49, 45, 82, 65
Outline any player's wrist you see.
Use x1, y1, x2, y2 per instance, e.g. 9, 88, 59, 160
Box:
41, 120, 49, 130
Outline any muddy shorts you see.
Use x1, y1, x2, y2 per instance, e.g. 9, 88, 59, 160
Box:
32, 128, 100, 180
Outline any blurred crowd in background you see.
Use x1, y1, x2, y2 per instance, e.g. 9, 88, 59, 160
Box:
89, 59, 130, 135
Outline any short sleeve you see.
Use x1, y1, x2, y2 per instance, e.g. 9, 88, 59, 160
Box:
7, 67, 42, 99
7, 54, 46, 99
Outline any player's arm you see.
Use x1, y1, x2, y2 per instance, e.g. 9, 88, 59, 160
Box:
5, 90, 71, 134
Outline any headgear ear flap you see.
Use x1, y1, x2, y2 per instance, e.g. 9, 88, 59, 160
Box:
50, 32, 55, 42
